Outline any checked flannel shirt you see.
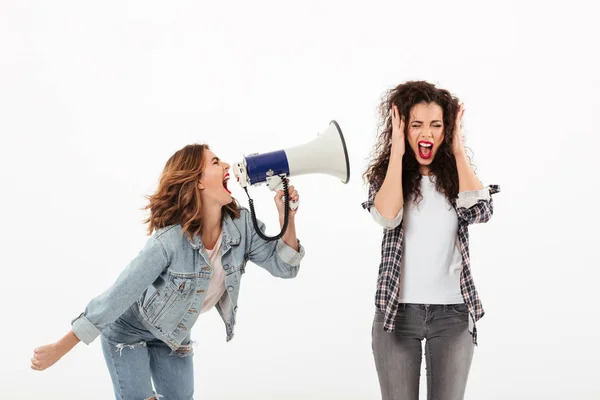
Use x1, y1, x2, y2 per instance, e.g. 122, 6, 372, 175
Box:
362, 182, 500, 344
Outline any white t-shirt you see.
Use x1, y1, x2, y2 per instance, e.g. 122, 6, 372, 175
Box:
398, 177, 464, 304
201, 234, 226, 314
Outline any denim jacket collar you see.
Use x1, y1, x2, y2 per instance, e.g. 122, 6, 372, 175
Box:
188, 212, 241, 251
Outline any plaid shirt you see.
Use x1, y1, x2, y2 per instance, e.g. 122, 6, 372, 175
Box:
362, 183, 500, 344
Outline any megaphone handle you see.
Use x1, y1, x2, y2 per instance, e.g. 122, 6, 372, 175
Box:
267, 175, 299, 211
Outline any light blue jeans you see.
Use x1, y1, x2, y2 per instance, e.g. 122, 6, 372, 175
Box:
101, 307, 195, 400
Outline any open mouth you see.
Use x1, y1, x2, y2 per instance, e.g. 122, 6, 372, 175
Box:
223, 173, 231, 194
418, 141, 434, 160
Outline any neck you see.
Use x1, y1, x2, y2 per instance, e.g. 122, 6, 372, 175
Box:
200, 202, 223, 250
419, 166, 431, 176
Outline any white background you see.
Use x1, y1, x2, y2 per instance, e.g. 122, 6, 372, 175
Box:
1, 1, 599, 399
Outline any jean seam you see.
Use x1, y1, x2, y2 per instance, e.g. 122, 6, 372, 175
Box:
105, 336, 126, 400
148, 344, 163, 397
425, 341, 433, 400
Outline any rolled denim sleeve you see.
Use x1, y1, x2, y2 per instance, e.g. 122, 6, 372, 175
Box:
71, 236, 169, 344
244, 210, 305, 279
275, 238, 304, 266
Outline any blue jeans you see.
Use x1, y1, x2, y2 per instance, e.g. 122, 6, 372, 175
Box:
101, 308, 194, 400
372, 303, 475, 400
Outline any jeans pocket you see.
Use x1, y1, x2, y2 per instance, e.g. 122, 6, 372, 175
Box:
448, 303, 469, 315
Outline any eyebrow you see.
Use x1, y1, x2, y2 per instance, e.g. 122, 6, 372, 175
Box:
211, 157, 220, 163
411, 120, 443, 124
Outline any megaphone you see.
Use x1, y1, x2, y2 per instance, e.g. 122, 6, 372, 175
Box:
233, 120, 350, 240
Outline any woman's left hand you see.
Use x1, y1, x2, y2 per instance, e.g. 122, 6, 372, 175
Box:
275, 180, 299, 218
453, 103, 466, 156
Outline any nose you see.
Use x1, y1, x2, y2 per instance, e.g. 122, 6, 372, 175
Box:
223, 162, 231, 171
421, 128, 433, 139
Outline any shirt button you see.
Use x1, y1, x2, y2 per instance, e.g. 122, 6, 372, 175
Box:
227, 286, 234, 292
223, 264, 230, 270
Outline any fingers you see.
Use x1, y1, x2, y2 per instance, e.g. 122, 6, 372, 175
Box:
391, 104, 404, 134
391, 104, 398, 125
288, 186, 299, 203
31, 355, 42, 371
282, 185, 299, 202
456, 103, 465, 124
274, 184, 299, 203
31, 346, 52, 371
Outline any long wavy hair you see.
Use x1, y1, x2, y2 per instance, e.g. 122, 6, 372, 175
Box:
363, 81, 471, 204
143, 144, 240, 239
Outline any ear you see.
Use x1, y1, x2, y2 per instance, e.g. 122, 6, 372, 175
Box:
198, 179, 205, 190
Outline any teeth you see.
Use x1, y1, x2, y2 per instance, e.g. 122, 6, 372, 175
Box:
419, 143, 432, 148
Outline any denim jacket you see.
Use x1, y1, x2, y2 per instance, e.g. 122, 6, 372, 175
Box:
71, 208, 305, 350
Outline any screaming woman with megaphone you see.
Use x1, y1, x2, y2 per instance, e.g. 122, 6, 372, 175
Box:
30, 143, 306, 399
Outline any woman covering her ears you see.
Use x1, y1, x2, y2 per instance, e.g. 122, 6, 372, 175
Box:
363, 81, 500, 400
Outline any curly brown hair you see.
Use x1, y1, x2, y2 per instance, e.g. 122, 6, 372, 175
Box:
143, 144, 240, 239
363, 81, 471, 204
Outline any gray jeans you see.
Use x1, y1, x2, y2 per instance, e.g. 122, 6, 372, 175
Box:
372, 304, 474, 400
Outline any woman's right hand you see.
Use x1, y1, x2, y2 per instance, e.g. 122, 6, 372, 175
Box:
31, 331, 80, 371
31, 343, 65, 371
390, 104, 405, 157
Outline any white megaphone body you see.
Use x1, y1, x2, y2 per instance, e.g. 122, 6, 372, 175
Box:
232, 120, 350, 211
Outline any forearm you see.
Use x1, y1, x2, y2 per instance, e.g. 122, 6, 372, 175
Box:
72, 237, 168, 344
248, 211, 303, 278
455, 150, 483, 193
374, 151, 404, 219
57, 330, 80, 356
279, 215, 299, 251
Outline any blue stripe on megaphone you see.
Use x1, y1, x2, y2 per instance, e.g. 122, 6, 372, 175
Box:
245, 150, 290, 185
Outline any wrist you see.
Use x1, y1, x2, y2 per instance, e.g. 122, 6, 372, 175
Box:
390, 144, 405, 158
389, 146, 404, 161
386, 153, 404, 177
281, 235, 299, 251
57, 331, 79, 352
453, 146, 466, 158
53, 342, 69, 357
279, 213, 295, 226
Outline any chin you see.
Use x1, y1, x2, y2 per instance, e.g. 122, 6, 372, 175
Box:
220, 194, 233, 206
417, 156, 435, 166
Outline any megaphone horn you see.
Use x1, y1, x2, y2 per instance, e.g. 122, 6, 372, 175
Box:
232, 120, 350, 241
233, 120, 350, 190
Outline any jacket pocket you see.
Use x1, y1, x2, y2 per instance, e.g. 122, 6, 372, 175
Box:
148, 272, 196, 327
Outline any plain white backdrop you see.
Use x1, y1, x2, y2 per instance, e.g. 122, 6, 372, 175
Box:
1, 1, 599, 399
